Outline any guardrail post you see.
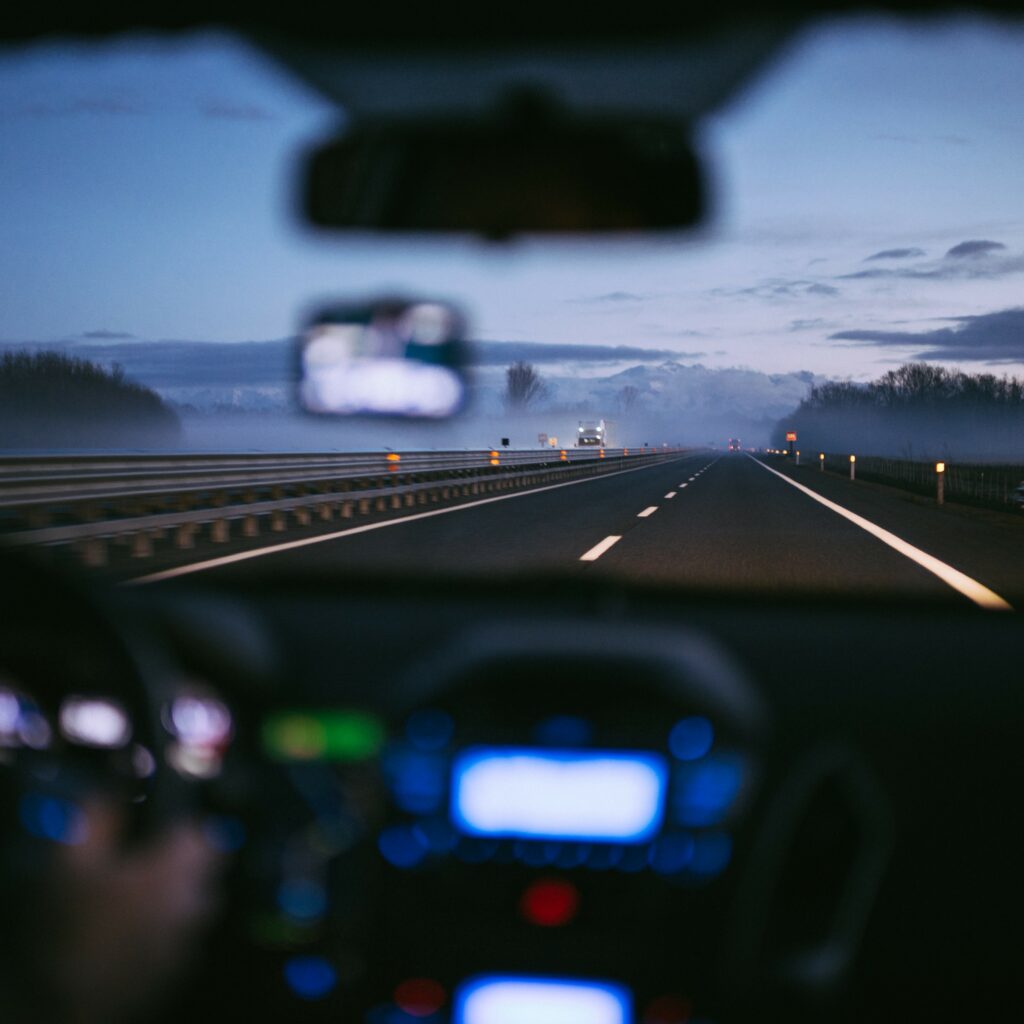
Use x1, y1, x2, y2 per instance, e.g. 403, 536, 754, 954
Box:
270, 511, 287, 531
211, 519, 229, 543
849, 455, 856, 481
77, 538, 107, 567
130, 532, 153, 558
243, 515, 259, 537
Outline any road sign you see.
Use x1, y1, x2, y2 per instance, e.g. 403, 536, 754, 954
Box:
538, 433, 548, 445
786, 431, 797, 442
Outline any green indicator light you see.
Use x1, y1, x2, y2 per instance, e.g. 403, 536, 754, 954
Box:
263, 710, 384, 762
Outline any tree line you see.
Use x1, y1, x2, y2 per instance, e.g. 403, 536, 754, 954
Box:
0, 350, 180, 449
773, 363, 1024, 459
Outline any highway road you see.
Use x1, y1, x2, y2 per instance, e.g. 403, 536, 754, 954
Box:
127, 451, 1024, 608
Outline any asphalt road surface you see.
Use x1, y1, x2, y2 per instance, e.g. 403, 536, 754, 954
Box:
132, 452, 1024, 608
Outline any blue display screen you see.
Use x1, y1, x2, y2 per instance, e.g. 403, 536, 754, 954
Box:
450, 747, 667, 843
455, 976, 631, 1024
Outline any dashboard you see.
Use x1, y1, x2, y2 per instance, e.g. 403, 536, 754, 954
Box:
39, 567, 1012, 1024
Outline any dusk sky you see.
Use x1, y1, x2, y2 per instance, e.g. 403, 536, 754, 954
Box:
2, 13, 1024, 386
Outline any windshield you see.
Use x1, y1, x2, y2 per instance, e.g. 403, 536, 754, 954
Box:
2, 16, 1024, 603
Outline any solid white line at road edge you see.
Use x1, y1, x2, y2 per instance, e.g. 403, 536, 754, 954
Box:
750, 456, 1012, 610
126, 456, 689, 585
579, 535, 622, 562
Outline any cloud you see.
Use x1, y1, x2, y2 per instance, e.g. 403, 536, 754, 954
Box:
864, 248, 925, 261
568, 291, 648, 304
712, 278, 840, 300
828, 307, 1024, 363
839, 240, 1024, 281
945, 239, 1006, 259
82, 329, 135, 340
475, 341, 701, 365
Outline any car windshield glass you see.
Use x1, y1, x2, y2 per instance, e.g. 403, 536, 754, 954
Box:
2, 17, 1024, 602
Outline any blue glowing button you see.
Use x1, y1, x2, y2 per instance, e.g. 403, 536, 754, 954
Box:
668, 716, 714, 761
451, 747, 667, 843
385, 750, 446, 814
283, 956, 337, 1000
671, 754, 744, 827
455, 976, 631, 1024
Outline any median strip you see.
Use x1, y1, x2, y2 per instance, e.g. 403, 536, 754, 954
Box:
751, 456, 1012, 611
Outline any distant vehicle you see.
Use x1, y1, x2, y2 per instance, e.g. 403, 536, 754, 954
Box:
576, 419, 607, 447
728, 438, 741, 451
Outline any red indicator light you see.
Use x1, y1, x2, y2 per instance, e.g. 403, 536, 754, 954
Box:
394, 978, 446, 1017
643, 995, 693, 1024
520, 877, 580, 927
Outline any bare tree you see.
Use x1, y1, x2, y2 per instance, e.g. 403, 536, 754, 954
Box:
503, 361, 548, 412
617, 384, 642, 412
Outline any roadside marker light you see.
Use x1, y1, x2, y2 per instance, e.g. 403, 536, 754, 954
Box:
936, 462, 945, 473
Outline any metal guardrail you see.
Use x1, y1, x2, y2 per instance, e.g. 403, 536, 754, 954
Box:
792, 451, 1024, 509
0, 447, 687, 566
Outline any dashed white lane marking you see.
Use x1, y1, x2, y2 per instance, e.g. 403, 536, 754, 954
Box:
750, 456, 1012, 611
665, 492, 677, 499
126, 456, 688, 585
637, 506, 658, 518
579, 535, 623, 562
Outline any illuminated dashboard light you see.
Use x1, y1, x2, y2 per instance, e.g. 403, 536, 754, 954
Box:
394, 978, 447, 1017
283, 956, 337, 1000
0, 689, 51, 749
520, 878, 580, 927
689, 832, 732, 876
455, 837, 499, 863
379, 824, 429, 869
668, 717, 713, 761
264, 709, 384, 762
649, 833, 695, 875
451, 748, 667, 843
19, 793, 86, 845
413, 818, 457, 853
533, 715, 591, 747
0, 689, 20, 734
616, 846, 650, 873
386, 750, 446, 814
169, 694, 232, 748
59, 697, 131, 749
584, 845, 623, 870
131, 744, 157, 778
671, 755, 744, 827
455, 976, 630, 1024
553, 844, 589, 869
277, 877, 328, 922
167, 741, 221, 779
406, 709, 454, 751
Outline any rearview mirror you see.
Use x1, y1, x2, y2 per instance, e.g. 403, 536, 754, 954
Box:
303, 96, 705, 238
297, 299, 469, 419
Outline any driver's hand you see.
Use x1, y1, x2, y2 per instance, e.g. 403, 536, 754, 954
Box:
47, 798, 225, 1024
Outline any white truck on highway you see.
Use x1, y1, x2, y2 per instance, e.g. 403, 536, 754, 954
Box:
575, 419, 608, 448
